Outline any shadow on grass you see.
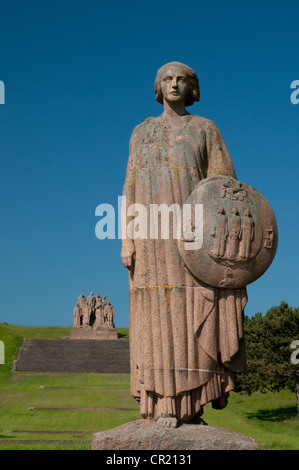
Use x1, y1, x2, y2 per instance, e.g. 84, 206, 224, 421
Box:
117, 333, 128, 339
246, 405, 298, 422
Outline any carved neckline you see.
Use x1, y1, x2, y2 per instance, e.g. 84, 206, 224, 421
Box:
159, 112, 192, 128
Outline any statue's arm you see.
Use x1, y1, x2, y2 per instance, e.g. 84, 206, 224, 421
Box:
121, 127, 138, 271
203, 120, 237, 179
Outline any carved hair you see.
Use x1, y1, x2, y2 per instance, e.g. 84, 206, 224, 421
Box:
154, 62, 200, 107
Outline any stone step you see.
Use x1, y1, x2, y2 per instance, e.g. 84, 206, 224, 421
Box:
13, 338, 130, 373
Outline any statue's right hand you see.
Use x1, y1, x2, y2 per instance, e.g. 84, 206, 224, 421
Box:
121, 246, 135, 271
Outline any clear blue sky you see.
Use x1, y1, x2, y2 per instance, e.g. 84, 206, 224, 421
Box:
0, 0, 298, 327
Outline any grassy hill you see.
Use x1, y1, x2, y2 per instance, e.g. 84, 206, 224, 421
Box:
0, 323, 298, 450
0, 323, 129, 340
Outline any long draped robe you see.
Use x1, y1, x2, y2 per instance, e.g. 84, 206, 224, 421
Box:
122, 113, 247, 422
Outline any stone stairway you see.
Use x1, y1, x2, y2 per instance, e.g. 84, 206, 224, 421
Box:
13, 338, 130, 373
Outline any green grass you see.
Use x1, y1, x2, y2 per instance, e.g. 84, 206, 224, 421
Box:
0, 371, 139, 450
0, 323, 298, 450
0, 323, 129, 340
203, 389, 299, 450
0, 323, 136, 450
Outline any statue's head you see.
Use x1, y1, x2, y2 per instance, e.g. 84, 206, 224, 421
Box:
154, 62, 200, 107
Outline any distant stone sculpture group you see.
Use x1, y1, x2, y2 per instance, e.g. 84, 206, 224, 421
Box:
71, 292, 118, 340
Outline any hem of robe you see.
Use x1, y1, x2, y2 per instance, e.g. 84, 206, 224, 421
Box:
136, 367, 235, 421
129, 284, 247, 399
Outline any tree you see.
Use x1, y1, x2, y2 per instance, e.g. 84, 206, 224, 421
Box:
235, 301, 299, 414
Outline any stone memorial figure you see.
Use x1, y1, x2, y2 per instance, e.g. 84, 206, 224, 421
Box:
87, 291, 95, 307
71, 292, 118, 339
121, 62, 248, 428
86, 291, 95, 326
78, 294, 87, 326
94, 294, 103, 326
106, 302, 115, 328
73, 302, 81, 328
102, 296, 109, 323
78, 293, 86, 308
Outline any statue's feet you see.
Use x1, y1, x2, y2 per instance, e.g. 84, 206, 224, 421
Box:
157, 417, 178, 428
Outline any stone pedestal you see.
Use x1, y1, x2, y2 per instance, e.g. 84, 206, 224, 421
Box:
91, 420, 259, 451
70, 326, 118, 340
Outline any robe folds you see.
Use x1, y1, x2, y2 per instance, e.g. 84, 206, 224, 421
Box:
122, 113, 247, 421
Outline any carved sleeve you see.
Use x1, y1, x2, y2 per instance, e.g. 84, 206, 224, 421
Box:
204, 120, 237, 179
121, 126, 138, 248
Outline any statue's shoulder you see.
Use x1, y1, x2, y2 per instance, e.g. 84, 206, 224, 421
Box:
132, 116, 159, 134
189, 114, 218, 131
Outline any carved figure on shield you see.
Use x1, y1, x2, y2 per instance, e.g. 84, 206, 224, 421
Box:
264, 226, 275, 249
211, 207, 228, 257
239, 209, 254, 259
227, 208, 241, 260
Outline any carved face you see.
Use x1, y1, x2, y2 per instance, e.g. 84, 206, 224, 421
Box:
160, 66, 190, 105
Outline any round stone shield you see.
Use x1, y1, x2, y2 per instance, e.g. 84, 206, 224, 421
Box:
177, 175, 278, 289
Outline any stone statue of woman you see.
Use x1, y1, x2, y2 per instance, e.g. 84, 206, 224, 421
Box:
121, 62, 247, 428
